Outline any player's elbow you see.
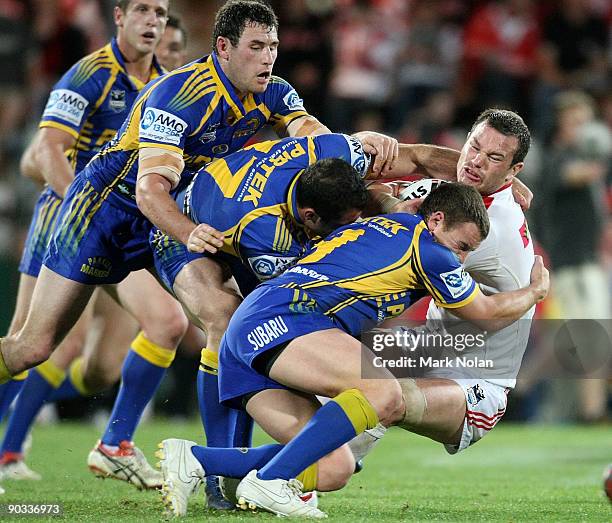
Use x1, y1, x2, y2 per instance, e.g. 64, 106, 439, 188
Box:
135, 177, 160, 216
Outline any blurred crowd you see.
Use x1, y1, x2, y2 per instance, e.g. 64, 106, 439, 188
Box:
0, 0, 610, 423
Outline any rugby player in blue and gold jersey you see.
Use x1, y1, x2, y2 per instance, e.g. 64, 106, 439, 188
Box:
0, 0, 177, 490
156, 183, 549, 518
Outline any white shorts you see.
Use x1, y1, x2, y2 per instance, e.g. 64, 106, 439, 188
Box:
444, 378, 509, 454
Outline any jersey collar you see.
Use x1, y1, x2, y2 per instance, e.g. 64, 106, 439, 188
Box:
109, 37, 164, 89
482, 182, 512, 209
208, 53, 256, 121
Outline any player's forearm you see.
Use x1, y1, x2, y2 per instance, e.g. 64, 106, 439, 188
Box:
396, 144, 459, 180
478, 287, 540, 331
19, 143, 45, 187
34, 141, 74, 196
136, 175, 195, 245
286, 115, 331, 137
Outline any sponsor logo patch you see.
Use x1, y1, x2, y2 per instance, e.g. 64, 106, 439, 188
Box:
283, 90, 304, 111
43, 89, 88, 126
139, 107, 187, 146
80, 256, 112, 279
439, 266, 473, 299
247, 315, 289, 351
248, 254, 298, 280
342, 135, 371, 177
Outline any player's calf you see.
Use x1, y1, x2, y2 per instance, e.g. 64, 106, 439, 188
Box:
316, 444, 354, 491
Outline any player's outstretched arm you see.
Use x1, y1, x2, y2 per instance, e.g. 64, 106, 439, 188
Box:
379, 144, 460, 181
452, 255, 549, 331
31, 128, 78, 196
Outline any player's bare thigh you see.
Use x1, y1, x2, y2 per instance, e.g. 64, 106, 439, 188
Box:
46, 291, 98, 369
172, 258, 242, 351
246, 388, 355, 491
2, 266, 95, 373
399, 378, 466, 446
268, 329, 404, 427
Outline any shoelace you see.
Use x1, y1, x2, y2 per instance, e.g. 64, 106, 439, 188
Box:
285, 478, 305, 499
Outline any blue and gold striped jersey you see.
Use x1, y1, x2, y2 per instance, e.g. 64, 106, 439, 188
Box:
84, 52, 309, 213
181, 133, 369, 280
266, 213, 479, 335
40, 38, 163, 174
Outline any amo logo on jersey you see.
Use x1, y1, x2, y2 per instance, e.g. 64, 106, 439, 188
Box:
43, 89, 88, 127
140, 108, 187, 146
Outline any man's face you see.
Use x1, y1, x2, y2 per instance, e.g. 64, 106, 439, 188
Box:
157, 26, 186, 71
116, 1, 169, 56
428, 213, 482, 263
307, 208, 363, 239
218, 23, 279, 95
457, 122, 522, 195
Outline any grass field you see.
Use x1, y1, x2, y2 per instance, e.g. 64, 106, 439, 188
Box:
0, 419, 610, 521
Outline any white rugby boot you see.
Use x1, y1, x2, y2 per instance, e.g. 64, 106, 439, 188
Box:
156, 439, 205, 517
0, 458, 41, 481
222, 475, 319, 507
236, 469, 327, 518
87, 440, 162, 490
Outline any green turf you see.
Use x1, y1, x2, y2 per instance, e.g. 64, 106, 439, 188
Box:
0, 420, 610, 521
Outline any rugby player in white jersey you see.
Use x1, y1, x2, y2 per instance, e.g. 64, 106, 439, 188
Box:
352, 108, 535, 458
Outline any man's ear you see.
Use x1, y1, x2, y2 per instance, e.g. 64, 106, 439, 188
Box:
114, 6, 123, 27
505, 162, 524, 183
216, 37, 231, 61
301, 208, 322, 228
426, 210, 445, 234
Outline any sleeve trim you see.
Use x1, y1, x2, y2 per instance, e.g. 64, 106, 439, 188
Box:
39, 121, 80, 139
138, 142, 183, 155
435, 285, 481, 309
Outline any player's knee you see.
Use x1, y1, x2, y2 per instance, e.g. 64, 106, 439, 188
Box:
396, 378, 427, 429
371, 379, 405, 427
142, 304, 188, 348
21, 344, 53, 371
317, 446, 355, 491
199, 294, 240, 335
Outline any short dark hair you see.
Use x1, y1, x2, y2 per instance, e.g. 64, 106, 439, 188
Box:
166, 14, 187, 46
471, 109, 531, 165
296, 158, 368, 224
419, 183, 490, 240
212, 0, 278, 53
